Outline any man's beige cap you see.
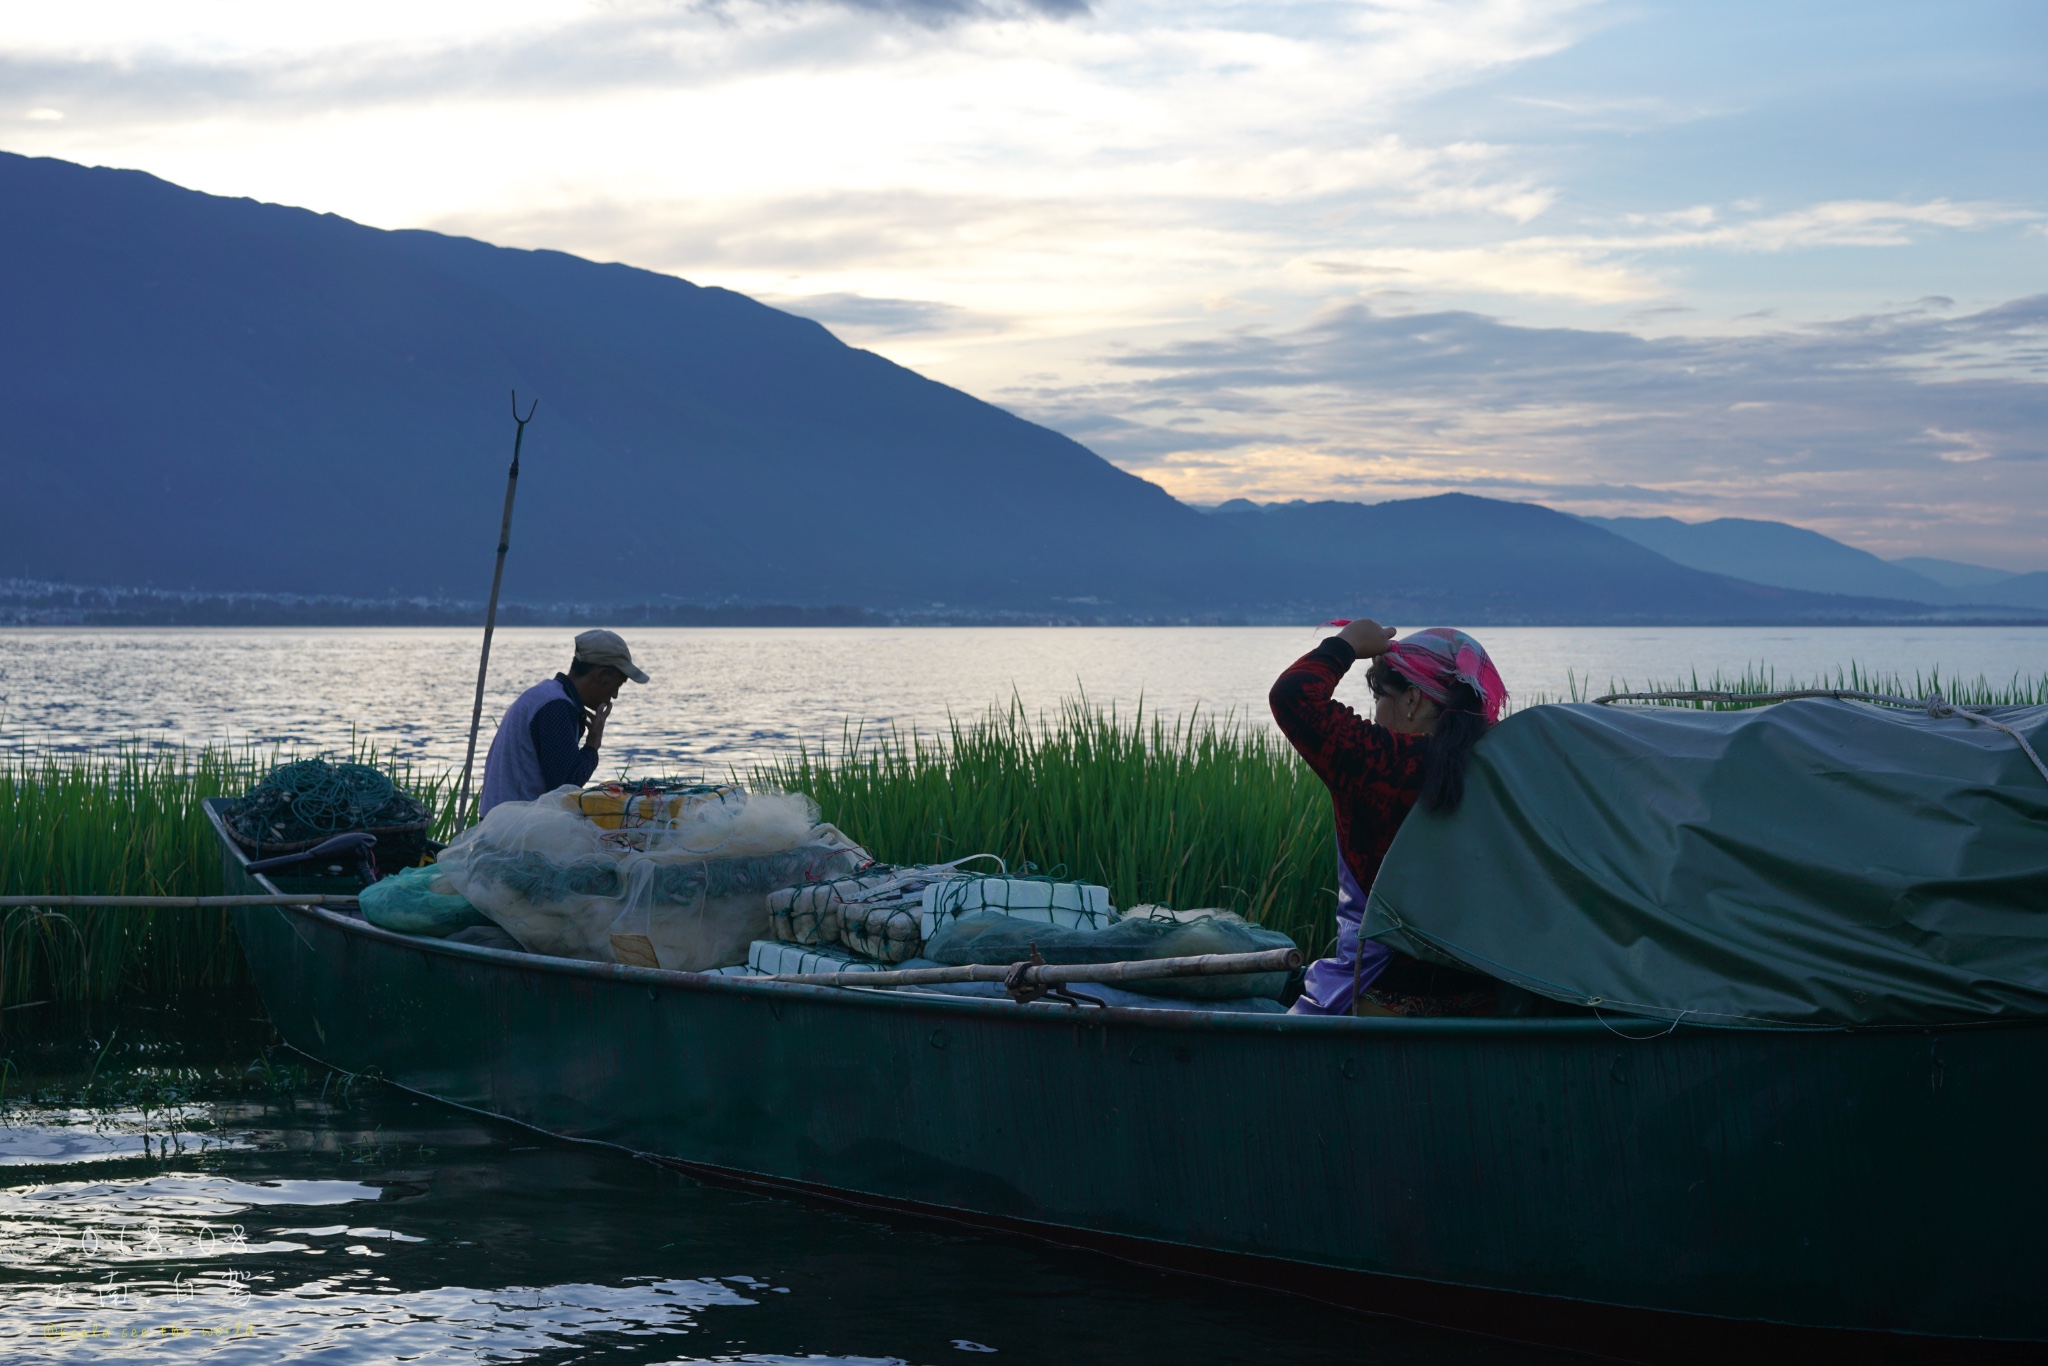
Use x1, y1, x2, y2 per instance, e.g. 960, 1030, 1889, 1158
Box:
573, 628, 649, 684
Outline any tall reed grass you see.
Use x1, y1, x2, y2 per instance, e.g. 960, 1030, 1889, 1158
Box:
1559, 663, 2048, 709
6, 664, 2042, 1002
0, 743, 455, 1008
748, 699, 1339, 954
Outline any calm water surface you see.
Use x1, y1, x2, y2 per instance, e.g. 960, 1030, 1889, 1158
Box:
3, 626, 2044, 773
8, 628, 2039, 1356
0, 998, 1582, 1365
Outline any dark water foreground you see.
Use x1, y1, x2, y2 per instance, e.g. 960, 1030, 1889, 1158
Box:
0, 995, 1582, 1364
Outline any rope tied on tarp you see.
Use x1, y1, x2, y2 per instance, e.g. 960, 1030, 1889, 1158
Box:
1592, 688, 2048, 788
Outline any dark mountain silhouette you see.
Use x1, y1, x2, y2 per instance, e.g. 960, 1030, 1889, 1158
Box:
1586, 515, 2048, 613
1, 151, 2033, 625
1199, 496, 1981, 624
1890, 556, 2017, 591
0, 151, 1207, 612
1584, 515, 1952, 601
1963, 572, 2048, 613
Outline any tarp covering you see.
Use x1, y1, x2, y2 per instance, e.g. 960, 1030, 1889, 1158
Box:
1364, 699, 2048, 1028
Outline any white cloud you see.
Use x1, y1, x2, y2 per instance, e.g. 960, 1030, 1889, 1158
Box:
1590, 198, 2035, 253
1009, 295, 2048, 563
1299, 245, 1656, 301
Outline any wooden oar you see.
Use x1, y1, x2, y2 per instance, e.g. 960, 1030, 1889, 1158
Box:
765, 946, 1302, 989
0, 895, 360, 908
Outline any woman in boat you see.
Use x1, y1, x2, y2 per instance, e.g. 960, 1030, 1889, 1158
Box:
1269, 618, 1506, 1016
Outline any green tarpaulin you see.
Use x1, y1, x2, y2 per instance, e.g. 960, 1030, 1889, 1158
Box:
1366, 699, 2048, 1028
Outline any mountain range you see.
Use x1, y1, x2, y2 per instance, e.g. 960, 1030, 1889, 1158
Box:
1, 150, 2040, 627
1583, 517, 2048, 613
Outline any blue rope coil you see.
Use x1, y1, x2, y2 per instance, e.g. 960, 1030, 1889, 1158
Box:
225, 759, 429, 848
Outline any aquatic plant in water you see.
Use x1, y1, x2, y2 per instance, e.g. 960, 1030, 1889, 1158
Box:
5, 667, 2042, 1001
0, 743, 456, 1007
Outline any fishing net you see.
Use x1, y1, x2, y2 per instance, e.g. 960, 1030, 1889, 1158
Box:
222, 758, 432, 864
435, 784, 869, 971
922, 910, 1298, 1001
357, 864, 490, 938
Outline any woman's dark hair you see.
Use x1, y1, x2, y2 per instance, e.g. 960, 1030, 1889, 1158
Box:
1365, 659, 1489, 814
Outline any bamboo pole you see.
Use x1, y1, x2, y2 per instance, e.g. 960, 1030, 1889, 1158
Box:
454, 392, 539, 831
765, 946, 1301, 989
0, 895, 360, 908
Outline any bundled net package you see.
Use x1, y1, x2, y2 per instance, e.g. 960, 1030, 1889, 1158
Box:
921, 875, 1113, 940
766, 874, 888, 948
767, 860, 1000, 964
434, 784, 868, 971
922, 910, 1298, 1001
835, 874, 931, 965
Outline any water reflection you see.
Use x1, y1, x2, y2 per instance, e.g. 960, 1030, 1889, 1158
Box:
0, 995, 1584, 1364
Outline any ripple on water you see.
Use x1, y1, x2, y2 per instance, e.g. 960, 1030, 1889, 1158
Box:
0, 1000, 1573, 1366
5, 1275, 772, 1362
0, 1108, 247, 1168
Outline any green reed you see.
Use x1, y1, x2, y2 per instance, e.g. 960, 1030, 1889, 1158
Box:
0, 743, 457, 1007
7, 664, 2041, 1003
749, 698, 1339, 955
1557, 662, 2048, 710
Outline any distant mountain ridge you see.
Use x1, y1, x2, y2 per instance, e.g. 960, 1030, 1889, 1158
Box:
1585, 516, 2048, 613
2, 150, 2041, 626
1890, 557, 2020, 590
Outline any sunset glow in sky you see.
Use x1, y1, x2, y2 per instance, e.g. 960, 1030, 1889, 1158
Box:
7, 0, 2045, 564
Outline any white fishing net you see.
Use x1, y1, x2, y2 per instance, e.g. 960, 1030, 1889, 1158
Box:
435, 785, 869, 971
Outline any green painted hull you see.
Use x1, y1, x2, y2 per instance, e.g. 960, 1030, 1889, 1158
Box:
210, 806, 2047, 1360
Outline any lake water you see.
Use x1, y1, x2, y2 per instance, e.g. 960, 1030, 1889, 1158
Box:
6, 628, 2042, 1359
3, 625, 2044, 774
0, 997, 1575, 1365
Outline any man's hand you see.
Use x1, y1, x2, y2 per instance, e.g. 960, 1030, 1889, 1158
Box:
584, 700, 611, 751
1336, 618, 1397, 658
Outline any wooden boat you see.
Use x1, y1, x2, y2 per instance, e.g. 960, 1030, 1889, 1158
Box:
205, 799, 2048, 1363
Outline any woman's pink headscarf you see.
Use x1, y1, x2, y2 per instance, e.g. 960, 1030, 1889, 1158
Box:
1382, 628, 1508, 725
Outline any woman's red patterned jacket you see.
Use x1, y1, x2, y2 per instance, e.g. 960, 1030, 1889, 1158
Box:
1268, 637, 1429, 895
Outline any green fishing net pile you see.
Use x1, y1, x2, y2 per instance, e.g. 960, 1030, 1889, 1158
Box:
224, 758, 430, 849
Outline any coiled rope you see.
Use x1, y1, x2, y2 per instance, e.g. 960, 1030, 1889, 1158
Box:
1591, 689, 2048, 788
224, 759, 430, 848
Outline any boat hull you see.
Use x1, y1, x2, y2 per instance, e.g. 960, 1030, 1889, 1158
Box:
210, 806, 2048, 1360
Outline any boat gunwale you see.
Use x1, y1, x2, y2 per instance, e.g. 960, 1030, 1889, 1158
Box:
201, 798, 2046, 1041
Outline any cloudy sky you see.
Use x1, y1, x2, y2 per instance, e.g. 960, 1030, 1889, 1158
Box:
7, 0, 2045, 564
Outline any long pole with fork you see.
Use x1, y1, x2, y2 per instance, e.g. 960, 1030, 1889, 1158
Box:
454, 392, 537, 830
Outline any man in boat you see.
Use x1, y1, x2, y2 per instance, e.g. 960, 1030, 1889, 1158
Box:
1269, 618, 1506, 1015
478, 629, 649, 817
